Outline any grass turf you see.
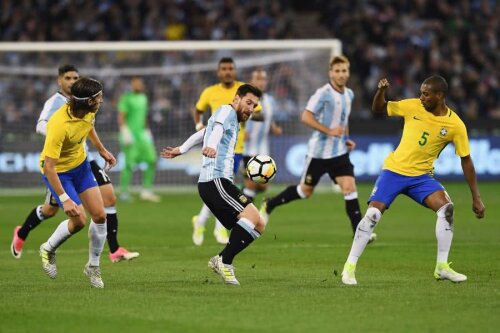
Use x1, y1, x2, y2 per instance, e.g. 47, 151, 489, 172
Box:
0, 182, 499, 333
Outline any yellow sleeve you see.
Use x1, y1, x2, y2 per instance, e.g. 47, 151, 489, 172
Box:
453, 121, 470, 157
387, 99, 415, 117
43, 119, 66, 160
195, 87, 211, 112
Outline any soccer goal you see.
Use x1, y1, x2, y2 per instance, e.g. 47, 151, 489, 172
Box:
0, 39, 341, 188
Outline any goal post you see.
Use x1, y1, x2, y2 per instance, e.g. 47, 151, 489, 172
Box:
0, 39, 342, 189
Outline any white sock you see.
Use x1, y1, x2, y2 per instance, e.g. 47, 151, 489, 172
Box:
36, 205, 46, 220
196, 204, 212, 227
436, 205, 453, 263
347, 207, 381, 264
44, 219, 72, 252
214, 219, 225, 231
89, 220, 107, 266
242, 187, 257, 198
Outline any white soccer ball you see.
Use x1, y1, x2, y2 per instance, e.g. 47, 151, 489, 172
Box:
246, 155, 277, 184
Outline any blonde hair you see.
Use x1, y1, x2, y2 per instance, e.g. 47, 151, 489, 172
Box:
329, 55, 350, 68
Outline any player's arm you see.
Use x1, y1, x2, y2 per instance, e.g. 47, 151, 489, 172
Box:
118, 104, 133, 145
250, 111, 264, 121
270, 121, 282, 135
43, 156, 79, 217
192, 107, 206, 130
202, 122, 224, 158
344, 127, 356, 151
460, 155, 485, 219
301, 109, 344, 137
161, 129, 205, 159
372, 78, 390, 115
88, 128, 116, 169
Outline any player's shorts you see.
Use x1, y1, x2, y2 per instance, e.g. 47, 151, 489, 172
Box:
198, 178, 251, 230
90, 160, 112, 186
368, 169, 445, 208
234, 153, 243, 175
42, 159, 98, 207
301, 153, 354, 186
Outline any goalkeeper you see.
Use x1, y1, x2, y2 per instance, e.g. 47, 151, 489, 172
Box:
118, 76, 160, 202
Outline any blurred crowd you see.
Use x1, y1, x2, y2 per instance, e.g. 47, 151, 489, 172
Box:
0, 0, 498, 136
319, 0, 499, 119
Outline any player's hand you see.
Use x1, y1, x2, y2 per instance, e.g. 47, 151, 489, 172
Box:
161, 146, 181, 159
346, 139, 356, 151
378, 78, 390, 89
327, 127, 344, 137
202, 147, 216, 158
472, 197, 485, 219
99, 149, 116, 169
62, 199, 80, 217
120, 126, 134, 145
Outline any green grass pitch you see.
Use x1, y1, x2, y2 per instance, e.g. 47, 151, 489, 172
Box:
1, 182, 499, 333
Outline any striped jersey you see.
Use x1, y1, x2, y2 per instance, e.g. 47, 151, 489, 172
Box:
244, 93, 275, 156
305, 83, 353, 159
199, 105, 239, 182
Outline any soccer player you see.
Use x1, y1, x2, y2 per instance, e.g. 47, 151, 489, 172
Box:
11, 65, 139, 263
161, 84, 264, 285
242, 69, 282, 199
190, 57, 262, 246
341, 76, 485, 285
39, 77, 116, 288
118, 76, 160, 203
259, 56, 373, 241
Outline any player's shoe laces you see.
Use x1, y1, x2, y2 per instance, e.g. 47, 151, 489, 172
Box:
39, 243, 57, 279
84, 263, 104, 288
213, 227, 229, 244
434, 262, 467, 282
109, 247, 140, 263
208, 255, 240, 285
368, 232, 377, 244
259, 198, 270, 224
192, 215, 205, 246
11, 226, 25, 259
140, 190, 161, 203
341, 262, 357, 285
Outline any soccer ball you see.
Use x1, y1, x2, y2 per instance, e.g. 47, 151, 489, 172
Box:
246, 155, 277, 184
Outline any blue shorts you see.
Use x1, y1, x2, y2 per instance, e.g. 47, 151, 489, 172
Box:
368, 169, 445, 209
233, 153, 243, 175
42, 159, 98, 207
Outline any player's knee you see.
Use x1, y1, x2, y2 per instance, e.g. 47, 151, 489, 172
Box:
437, 202, 454, 224
42, 204, 59, 218
103, 193, 116, 207
90, 210, 107, 224
365, 207, 382, 224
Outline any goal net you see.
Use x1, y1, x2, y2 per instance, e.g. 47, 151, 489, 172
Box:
0, 40, 341, 189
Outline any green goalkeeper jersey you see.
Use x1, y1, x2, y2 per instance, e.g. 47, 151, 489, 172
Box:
118, 92, 148, 135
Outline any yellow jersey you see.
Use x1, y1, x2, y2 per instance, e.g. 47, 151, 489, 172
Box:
196, 81, 261, 154
40, 104, 96, 173
383, 98, 470, 176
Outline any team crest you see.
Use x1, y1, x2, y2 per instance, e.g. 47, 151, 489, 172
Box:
439, 127, 448, 137
239, 195, 248, 204
305, 174, 313, 185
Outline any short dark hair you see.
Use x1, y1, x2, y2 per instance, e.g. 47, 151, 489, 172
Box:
423, 75, 448, 96
58, 64, 78, 76
236, 84, 262, 98
218, 57, 235, 66
69, 77, 103, 113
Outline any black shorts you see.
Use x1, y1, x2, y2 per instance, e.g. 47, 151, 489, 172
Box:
198, 178, 251, 230
302, 153, 354, 186
90, 160, 112, 186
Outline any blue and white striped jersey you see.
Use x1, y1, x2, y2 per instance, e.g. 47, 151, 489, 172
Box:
305, 83, 354, 159
244, 93, 275, 156
199, 105, 240, 182
36, 92, 67, 135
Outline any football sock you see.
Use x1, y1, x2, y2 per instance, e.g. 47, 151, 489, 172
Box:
89, 220, 107, 266
242, 187, 257, 199
105, 207, 119, 253
18, 205, 46, 240
44, 219, 72, 252
120, 163, 132, 194
266, 185, 304, 213
143, 161, 155, 188
215, 219, 225, 231
219, 218, 260, 265
347, 207, 381, 264
436, 204, 453, 263
196, 204, 212, 227
344, 192, 362, 234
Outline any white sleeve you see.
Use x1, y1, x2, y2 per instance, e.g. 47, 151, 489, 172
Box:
36, 119, 48, 136
179, 129, 205, 154
206, 122, 224, 149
